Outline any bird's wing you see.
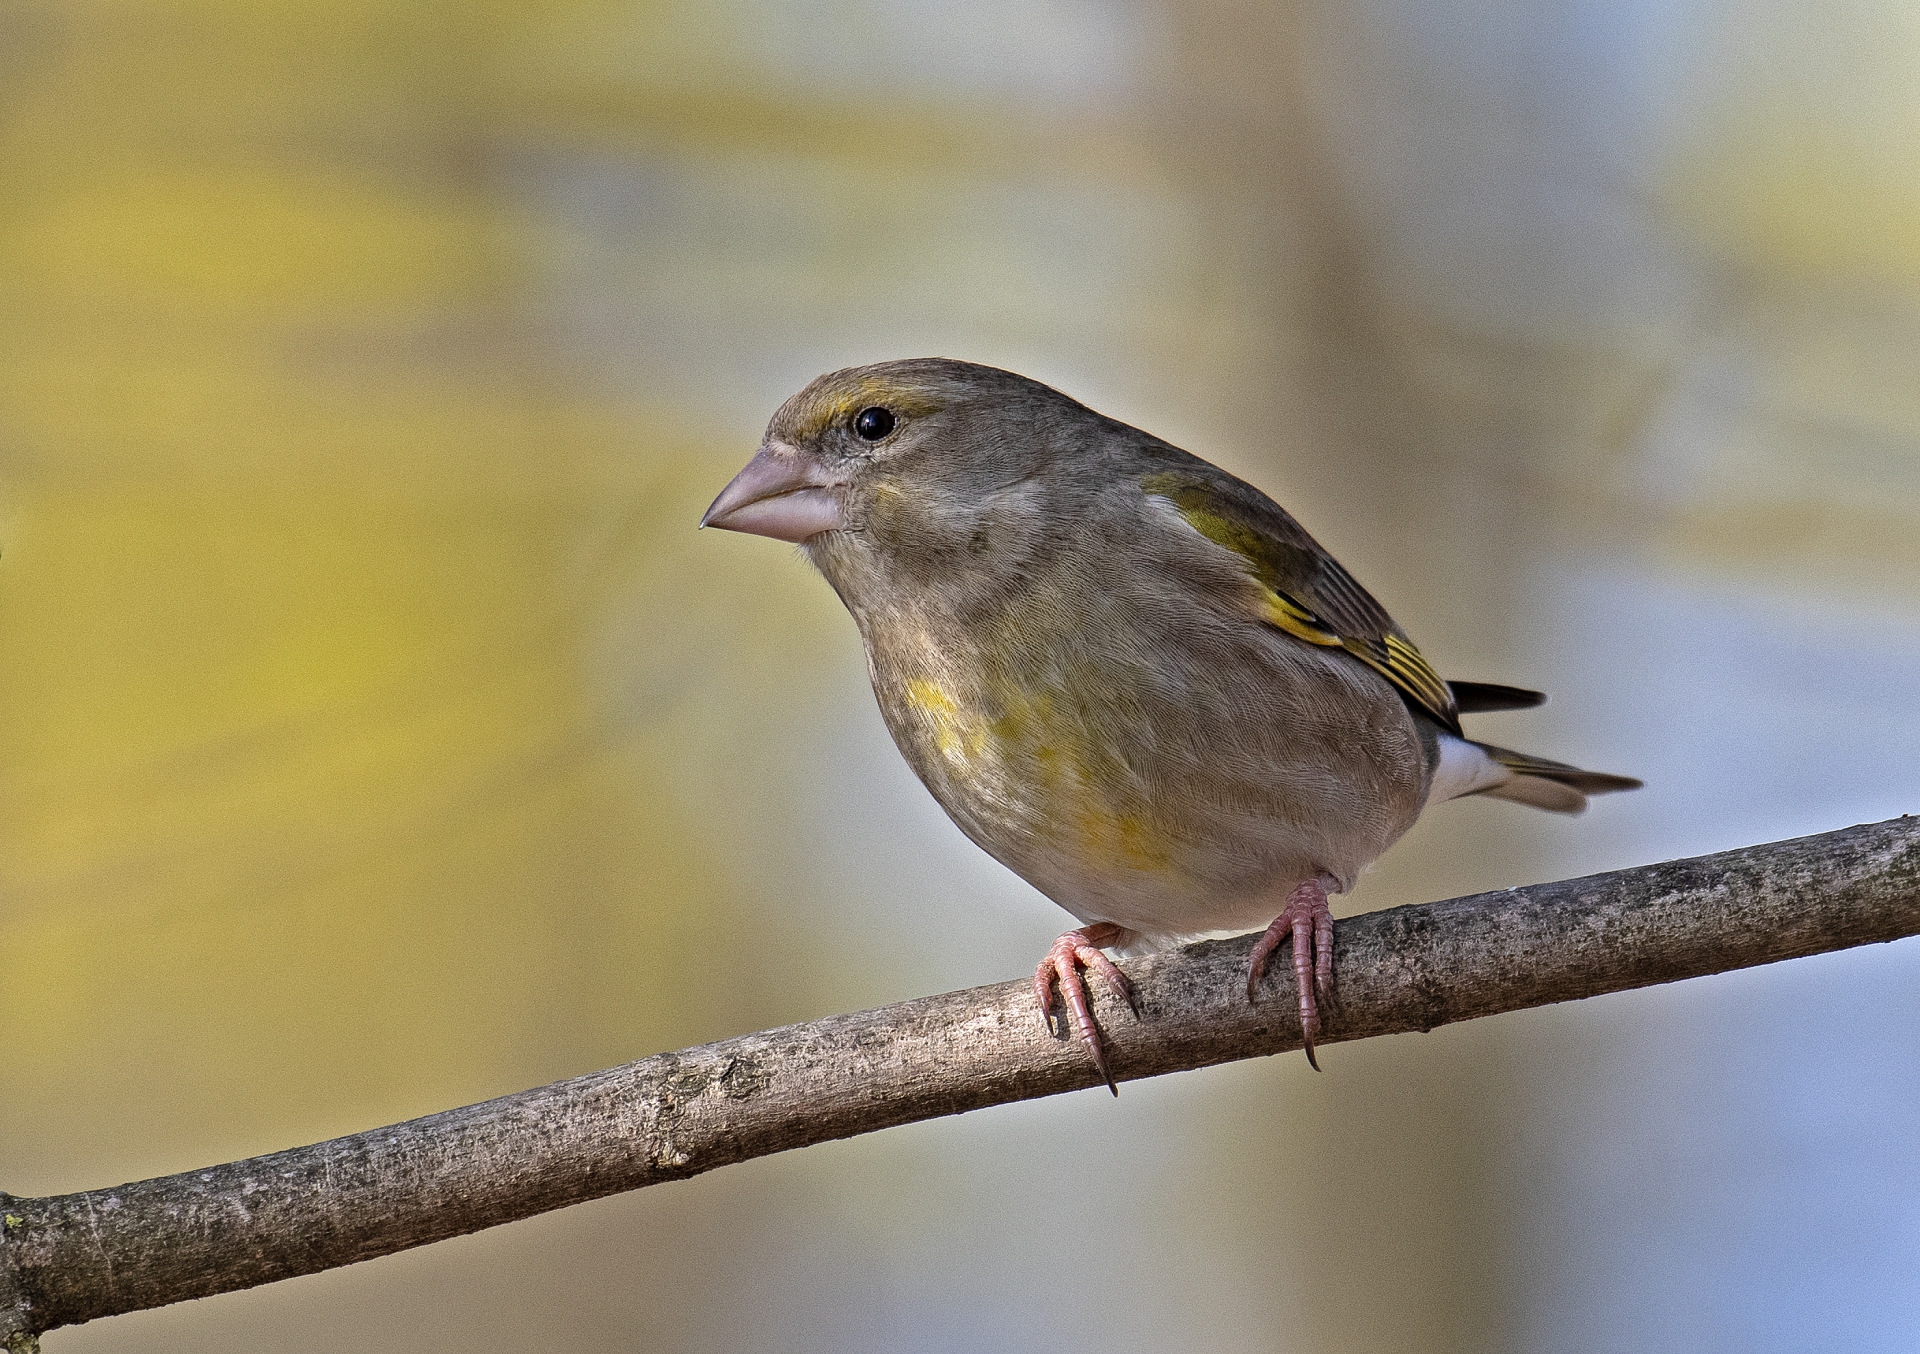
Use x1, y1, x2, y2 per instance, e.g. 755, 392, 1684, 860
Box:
1142, 467, 1461, 734
1448, 680, 1546, 713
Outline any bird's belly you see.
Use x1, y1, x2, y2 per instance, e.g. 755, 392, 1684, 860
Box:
872, 639, 1429, 949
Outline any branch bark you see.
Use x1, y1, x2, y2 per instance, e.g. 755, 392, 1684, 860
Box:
5, 816, 1919, 1347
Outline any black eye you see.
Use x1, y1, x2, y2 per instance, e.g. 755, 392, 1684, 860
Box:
853, 406, 896, 441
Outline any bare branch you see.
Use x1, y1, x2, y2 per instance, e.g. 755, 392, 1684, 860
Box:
4, 816, 1918, 1347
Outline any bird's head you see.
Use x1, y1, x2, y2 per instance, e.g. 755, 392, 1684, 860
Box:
702, 358, 1120, 602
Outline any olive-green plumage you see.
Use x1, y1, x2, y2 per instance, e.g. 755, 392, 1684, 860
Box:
704, 357, 1638, 1077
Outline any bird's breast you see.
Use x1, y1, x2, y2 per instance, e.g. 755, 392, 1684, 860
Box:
856, 579, 1432, 942
882, 667, 1173, 873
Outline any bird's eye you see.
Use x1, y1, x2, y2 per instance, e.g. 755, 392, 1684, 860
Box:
853, 406, 896, 441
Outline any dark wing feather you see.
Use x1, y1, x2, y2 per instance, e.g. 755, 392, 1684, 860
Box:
1142, 466, 1462, 735
1449, 681, 1547, 713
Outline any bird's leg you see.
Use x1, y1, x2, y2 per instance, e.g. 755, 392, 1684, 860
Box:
1247, 874, 1338, 1070
1034, 923, 1141, 1095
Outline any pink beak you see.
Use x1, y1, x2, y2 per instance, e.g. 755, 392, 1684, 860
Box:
700, 443, 847, 544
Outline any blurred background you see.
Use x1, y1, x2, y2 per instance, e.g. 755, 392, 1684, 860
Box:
4, 0, 1919, 1349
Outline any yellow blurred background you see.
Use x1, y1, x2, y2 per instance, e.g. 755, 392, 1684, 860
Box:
4, 1, 1919, 1350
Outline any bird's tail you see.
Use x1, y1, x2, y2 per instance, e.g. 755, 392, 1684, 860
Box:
1469, 742, 1643, 814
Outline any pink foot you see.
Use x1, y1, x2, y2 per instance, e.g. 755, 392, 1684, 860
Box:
1034, 923, 1141, 1095
1247, 875, 1337, 1069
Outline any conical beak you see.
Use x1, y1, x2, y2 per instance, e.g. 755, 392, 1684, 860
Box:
700, 443, 846, 543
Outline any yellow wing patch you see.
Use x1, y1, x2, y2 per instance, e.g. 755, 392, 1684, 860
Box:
1147, 473, 1459, 731
1262, 590, 1343, 647
1341, 633, 1455, 728
1270, 591, 1454, 727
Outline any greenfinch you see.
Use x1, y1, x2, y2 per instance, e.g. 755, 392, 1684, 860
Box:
703, 358, 1638, 1090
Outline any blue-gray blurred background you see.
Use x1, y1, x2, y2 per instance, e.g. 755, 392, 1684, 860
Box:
4, 1, 1918, 1350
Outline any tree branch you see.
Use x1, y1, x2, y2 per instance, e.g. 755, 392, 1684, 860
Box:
5, 816, 1919, 1346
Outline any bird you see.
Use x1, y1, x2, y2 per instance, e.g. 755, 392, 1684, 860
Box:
701, 358, 1639, 1091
